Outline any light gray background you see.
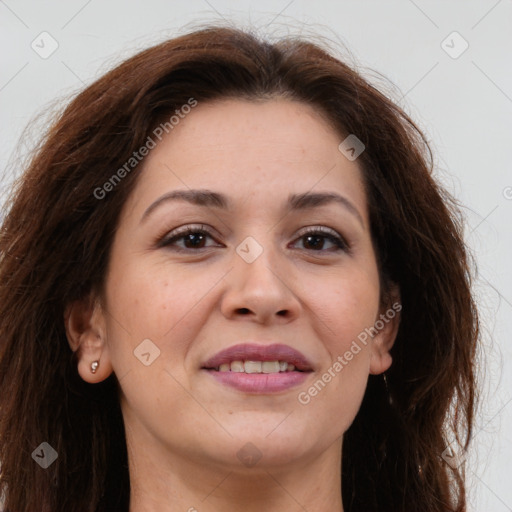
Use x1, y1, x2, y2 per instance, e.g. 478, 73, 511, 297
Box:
1, 1, 511, 510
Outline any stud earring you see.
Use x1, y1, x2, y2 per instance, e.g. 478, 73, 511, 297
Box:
90, 360, 99, 374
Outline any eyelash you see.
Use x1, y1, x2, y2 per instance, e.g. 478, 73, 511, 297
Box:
157, 224, 349, 254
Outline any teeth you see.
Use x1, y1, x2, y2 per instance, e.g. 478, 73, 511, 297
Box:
230, 361, 245, 372
216, 360, 296, 373
262, 361, 280, 373
244, 361, 262, 373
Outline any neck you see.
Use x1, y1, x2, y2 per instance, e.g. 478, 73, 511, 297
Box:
127, 434, 344, 512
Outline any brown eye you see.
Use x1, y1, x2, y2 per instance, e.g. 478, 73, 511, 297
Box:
182, 232, 208, 248
159, 225, 221, 251
292, 227, 348, 252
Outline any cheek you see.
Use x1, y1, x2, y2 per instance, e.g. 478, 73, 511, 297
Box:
295, 269, 379, 430
104, 260, 218, 432
305, 267, 380, 352
298, 321, 373, 438
103, 257, 228, 373
106, 260, 210, 336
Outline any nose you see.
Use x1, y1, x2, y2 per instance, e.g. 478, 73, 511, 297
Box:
220, 241, 301, 325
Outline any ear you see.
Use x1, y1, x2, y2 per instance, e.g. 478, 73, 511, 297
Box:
64, 293, 113, 383
369, 287, 401, 375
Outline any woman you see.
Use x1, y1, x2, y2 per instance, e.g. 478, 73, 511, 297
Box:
0, 25, 478, 512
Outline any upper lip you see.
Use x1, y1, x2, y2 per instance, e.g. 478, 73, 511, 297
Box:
202, 343, 314, 372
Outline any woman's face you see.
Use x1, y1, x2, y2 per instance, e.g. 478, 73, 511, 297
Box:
72, 98, 398, 473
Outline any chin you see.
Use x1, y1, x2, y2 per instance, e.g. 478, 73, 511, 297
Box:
231, 429, 312, 462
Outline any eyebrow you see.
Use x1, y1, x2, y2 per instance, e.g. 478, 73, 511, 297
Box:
140, 189, 364, 227
141, 190, 229, 223
288, 191, 364, 227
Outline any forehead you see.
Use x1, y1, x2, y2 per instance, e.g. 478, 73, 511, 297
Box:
150, 98, 345, 165
127, 98, 368, 221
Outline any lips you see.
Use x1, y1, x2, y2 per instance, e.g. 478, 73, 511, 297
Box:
202, 343, 314, 373
202, 344, 313, 393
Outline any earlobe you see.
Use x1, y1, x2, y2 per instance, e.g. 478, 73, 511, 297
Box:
369, 350, 393, 376
64, 295, 113, 383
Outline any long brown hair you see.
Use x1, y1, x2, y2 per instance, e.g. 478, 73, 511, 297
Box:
0, 25, 478, 511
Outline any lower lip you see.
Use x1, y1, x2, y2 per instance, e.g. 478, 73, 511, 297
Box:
204, 370, 310, 393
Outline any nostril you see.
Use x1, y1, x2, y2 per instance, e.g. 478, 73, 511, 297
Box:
237, 308, 251, 315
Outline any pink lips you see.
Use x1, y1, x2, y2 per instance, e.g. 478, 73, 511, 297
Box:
202, 343, 313, 393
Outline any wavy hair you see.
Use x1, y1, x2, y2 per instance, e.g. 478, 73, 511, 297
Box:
0, 25, 478, 511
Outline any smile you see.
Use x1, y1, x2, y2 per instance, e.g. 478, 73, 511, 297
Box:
213, 360, 299, 373
202, 343, 313, 393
